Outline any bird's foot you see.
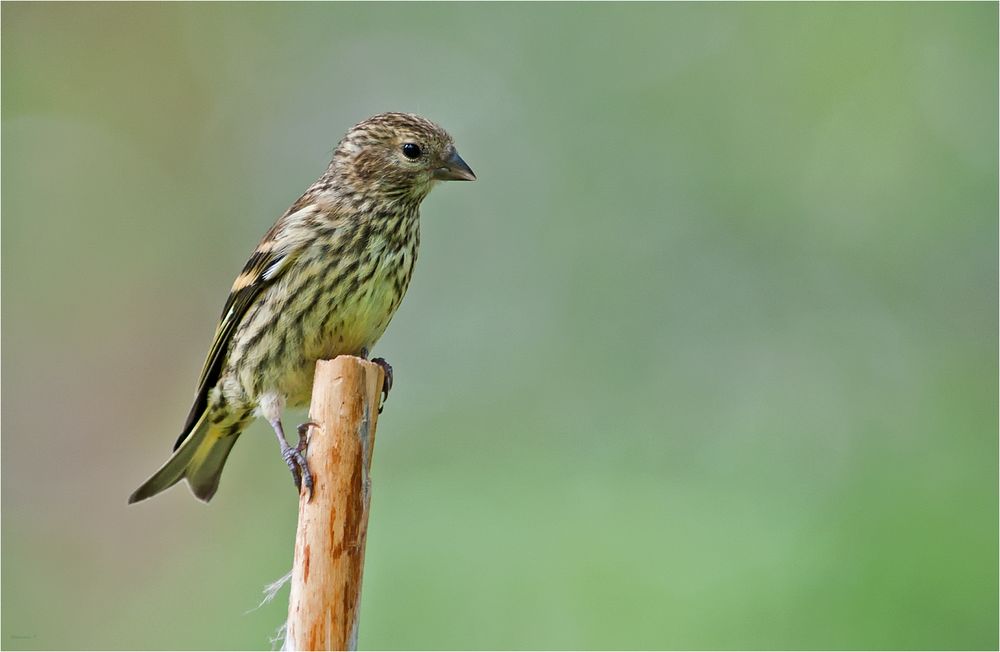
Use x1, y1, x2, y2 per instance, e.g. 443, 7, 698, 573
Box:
371, 357, 393, 413
281, 445, 313, 500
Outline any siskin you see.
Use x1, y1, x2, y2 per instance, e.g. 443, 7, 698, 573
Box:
129, 112, 475, 504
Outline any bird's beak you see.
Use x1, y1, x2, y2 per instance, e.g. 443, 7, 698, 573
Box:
433, 146, 476, 181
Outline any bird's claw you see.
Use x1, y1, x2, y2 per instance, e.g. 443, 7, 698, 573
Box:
371, 357, 393, 413
296, 421, 319, 453
282, 445, 313, 499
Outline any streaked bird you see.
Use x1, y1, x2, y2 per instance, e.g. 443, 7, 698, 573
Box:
129, 112, 475, 504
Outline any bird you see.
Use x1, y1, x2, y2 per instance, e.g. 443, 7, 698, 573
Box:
129, 112, 475, 504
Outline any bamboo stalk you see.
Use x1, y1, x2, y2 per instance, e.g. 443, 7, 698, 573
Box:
284, 356, 384, 651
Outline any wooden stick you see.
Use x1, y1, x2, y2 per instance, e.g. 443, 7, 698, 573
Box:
285, 356, 384, 651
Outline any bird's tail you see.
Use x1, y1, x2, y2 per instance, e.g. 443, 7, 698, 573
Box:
128, 414, 239, 504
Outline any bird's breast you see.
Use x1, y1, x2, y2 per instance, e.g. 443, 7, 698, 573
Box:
230, 213, 419, 407
305, 220, 419, 361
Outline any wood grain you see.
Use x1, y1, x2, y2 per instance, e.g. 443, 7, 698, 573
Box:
285, 356, 384, 651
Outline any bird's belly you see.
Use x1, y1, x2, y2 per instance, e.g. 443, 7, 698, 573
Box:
286, 257, 408, 405
307, 275, 400, 360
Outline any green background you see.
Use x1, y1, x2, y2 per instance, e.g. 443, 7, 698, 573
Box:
3, 3, 997, 649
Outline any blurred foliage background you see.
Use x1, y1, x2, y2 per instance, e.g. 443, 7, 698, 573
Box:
2, 3, 997, 650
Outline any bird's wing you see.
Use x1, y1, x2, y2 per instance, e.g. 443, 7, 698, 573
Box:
173, 201, 320, 450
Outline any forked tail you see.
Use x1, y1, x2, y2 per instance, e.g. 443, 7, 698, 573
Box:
128, 414, 239, 504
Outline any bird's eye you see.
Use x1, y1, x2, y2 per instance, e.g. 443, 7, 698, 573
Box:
401, 143, 422, 160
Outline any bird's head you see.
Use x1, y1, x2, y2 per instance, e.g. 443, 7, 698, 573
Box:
331, 112, 475, 203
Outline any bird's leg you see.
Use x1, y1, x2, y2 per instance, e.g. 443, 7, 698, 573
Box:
371, 357, 393, 413
268, 417, 313, 498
